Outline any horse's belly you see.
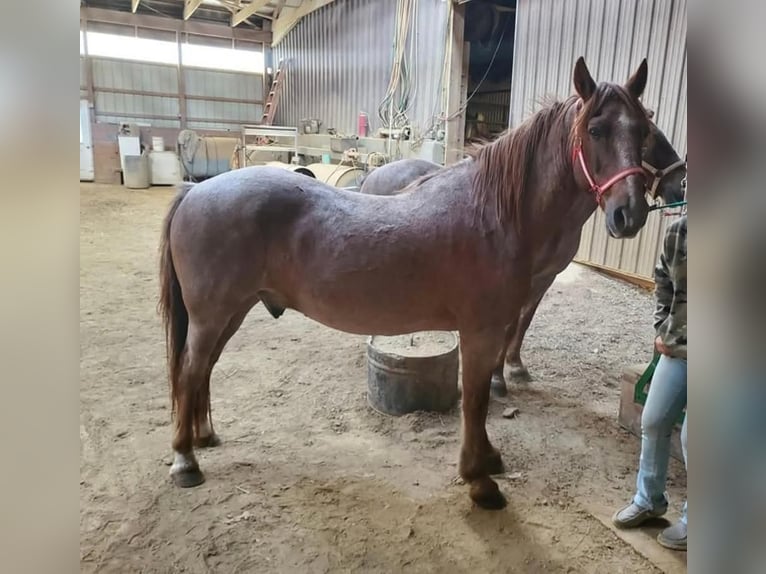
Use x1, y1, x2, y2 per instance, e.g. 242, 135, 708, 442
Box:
288, 281, 457, 336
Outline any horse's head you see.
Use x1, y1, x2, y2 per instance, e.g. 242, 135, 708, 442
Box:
643, 119, 687, 205
572, 57, 652, 238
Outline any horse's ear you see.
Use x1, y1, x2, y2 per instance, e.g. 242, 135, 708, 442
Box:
626, 58, 648, 99
573, 56, 596, 101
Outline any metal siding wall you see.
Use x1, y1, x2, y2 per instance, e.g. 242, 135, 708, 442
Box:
184, 68, 264, 128
274, 0, 448, 136
89, 57, 264, 129
510, 0, 687, 281
470, 91, 511, 131
184, 68, 263, 101
92, 58, 177, 93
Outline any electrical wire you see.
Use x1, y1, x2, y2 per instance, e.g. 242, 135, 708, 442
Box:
378, 0, 417, 131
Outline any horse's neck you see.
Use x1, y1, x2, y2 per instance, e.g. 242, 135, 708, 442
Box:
524, 130, 597, 243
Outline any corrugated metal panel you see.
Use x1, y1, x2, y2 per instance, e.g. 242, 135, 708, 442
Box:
92, 58, 177, 93
89, 57, 264, 129
511, 0, 687, 281
274, 0, 448, 136
469, 90, 511, 131
95, 91, 180, 119
186, 100, 262, 123
184, 68, 263, 101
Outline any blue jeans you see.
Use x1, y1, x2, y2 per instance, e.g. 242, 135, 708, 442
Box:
633, 354, 688, 524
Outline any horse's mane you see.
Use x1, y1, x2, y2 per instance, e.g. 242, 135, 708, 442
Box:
468, 83, 648, 230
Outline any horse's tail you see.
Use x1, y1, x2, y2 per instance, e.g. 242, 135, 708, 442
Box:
158, 182, 194, 419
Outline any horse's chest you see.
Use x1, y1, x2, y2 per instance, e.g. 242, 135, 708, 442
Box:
531, 230, 581, 279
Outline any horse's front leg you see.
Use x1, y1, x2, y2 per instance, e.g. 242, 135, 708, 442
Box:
458, 327, 509, 509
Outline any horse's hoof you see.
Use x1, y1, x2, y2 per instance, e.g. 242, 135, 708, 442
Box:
486, 449, 505, 476
508, 364, 532, 382
469, 477, 507, 510
490, 375, 508, 398
171, 467, 206, 488
170, 453, 205, 488
194, 433, 222, 448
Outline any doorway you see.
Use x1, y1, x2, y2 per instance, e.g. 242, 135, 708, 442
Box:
463, 0, 516, 144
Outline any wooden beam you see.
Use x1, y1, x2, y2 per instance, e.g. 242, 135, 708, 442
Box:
443, 2, 466, 165
232, 0, 270, 27
94, 86, 264, 105
81, 6, 271, 43
272, 0, 286, 20
574, 259, 655, 290
272, 0, 335, 46
131, 0, 141, 13
184, 0, 204, 20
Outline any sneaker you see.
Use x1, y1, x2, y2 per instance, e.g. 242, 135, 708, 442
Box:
657, 521, 687, 551
612, 502, 667, 529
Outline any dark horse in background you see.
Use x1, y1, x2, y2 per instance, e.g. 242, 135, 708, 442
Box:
159, 57, 653, 509
361, 117, 686, 397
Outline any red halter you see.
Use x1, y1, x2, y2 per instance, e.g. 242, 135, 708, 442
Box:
572, 138, 646, 205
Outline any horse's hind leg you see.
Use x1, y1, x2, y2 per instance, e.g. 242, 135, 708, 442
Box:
458, 328, 508, 510
505, 276, 555, 382
490, 322, 519, 398
170, 317, 227, 487
193, 308, 252, 448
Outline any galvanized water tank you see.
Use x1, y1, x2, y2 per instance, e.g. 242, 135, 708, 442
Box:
366, 332, 459, 416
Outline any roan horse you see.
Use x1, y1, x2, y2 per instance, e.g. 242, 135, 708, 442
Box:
359, 158, 441, 196
159, 57, 653, 509
360, 123, 687, 396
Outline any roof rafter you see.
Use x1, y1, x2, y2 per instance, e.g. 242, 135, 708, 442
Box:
231, 0, 270, 27
183, 0, 204, 20
272, 0, 335, 46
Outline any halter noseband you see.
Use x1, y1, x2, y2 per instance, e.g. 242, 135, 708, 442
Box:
572, 137, 646, 205
641, 157, 686, 199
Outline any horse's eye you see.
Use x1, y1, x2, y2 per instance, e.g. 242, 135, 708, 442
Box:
588, 126, 602, 139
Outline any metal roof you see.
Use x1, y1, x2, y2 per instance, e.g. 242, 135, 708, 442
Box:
81, 1, 334, 44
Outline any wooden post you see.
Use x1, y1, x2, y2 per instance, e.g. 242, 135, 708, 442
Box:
81, 17, 95, 107
443, 2, 466, 165
177, 31, 187, 129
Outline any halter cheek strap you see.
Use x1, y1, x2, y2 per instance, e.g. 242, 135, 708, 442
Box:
572, 138, 646, 205
641, 157, 686, 198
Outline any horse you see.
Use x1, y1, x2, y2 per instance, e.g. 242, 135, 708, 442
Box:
494, 121, 687, 392
158, 57, 653, 509
359, 158, 441, 196
357, 123, 686, 395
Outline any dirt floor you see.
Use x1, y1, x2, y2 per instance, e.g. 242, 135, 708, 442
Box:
80, 183, 687, 573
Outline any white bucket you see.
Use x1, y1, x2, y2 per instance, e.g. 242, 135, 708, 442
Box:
151, 136, 165, 152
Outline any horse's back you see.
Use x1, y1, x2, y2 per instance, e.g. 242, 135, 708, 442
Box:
360, 159, 442, 196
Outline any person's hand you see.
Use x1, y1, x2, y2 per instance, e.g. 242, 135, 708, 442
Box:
654, 335, 670, 356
